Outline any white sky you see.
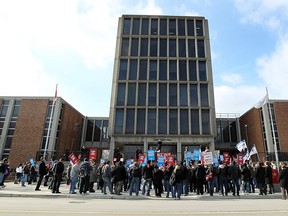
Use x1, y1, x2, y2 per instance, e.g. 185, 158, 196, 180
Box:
1, 0, 288, 117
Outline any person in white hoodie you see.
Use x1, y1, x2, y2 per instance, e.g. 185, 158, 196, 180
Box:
14, 164, 23, 184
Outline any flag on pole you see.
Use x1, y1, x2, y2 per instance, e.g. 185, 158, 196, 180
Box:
243, 149, 250, 161
250, 145, 258, 156
254, 93, 268, 109
236, 140, 247, 152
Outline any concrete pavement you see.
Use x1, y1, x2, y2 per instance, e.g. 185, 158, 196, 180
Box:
0, 181, 282, 200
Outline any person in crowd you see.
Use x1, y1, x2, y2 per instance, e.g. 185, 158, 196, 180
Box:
66, 163, 72, 186
181, 161, 189, 196
205, 164, 215, 196
52, 158, 64, 193
28, 164, 37, 184
89, 161, 98, 193
69, 160, 80, 194
142, 160, 154, 196
35, 157, 47, 191
44, 163, 53, 187
153, 165, 164, 197
229, 160, 241, 196
164, 164, 174, 198
79, 158, 92, 195
96, 162, 104, 191
0, 159, 9, 189
218, 161, 228, 196
255, 162, 267, 195
21, 161, 30, 187
265, 161, 274, 194
80, 146, 88, 161
129, 162, 141, 196
114, 161, 127, 195
102, 160, 113, 195
113, 146, 122, 163
248, 161, 256, 193
14, 164, 23, 184
278, 162, 288, 200
135, 148, 142, 161
196, 160, 206, 195
241, 163, 252, 194
172, 164, 182, 200
188, 161, 197, 193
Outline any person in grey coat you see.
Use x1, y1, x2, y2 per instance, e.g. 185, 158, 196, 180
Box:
89, 161, 98, 192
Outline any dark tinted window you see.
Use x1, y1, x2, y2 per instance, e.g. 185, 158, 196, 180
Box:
85, 120, 93, 141
189, 60, 197, 81
178, 19, 185, 36
159, 83, 167, 106
169, 19, 176, 35
138, 83, 146, 106
129, 59, 138, 80
148, 83, 157, 106
132, 18, 140, 35
179, 60, 187, 81
119, 60, 127, 80
149, 60, 157, 80
139, 60, 147, 80
202, 109, 210, 134
147, 109, 156, 134
158, 109, 167, 134
127, 83, 136, 106
141, 18, 149, 35
197, 39, 205, 58
200, 84, 209, 107
169, 109, 178, 134
115, 109, 124, 134
159, 60, 167, 80
160, 19, 167, 35
169, 83, 177, 106
169, 60, 177, 80
196, 20, 203, 36
160, 39, 167, 57
150, 38, 158, 56
199, 61, 207, 81
191, 109, 200, 134
131, 38, 139, 56
140, 38, 148, 56
180, 109, 189, 134
126, 109, 135, 134
116, 83, 126, 106
169, 39, 176, 57
136, 109, 145, 134
190, 84, 198, 107
123, 18, 131, 34
187, 20, 194, 36
151, 18, 158, 35
121, 38, 129, 56
180, 84, 188, 106
178, 39, 186, 57
188, 39, 195, 57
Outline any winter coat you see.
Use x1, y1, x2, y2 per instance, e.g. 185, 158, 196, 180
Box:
278, 167, 288, 188
115, 164, 127, 182
255, 166, 266, 184
153, 169, 164, 186
89, 165, 98, 183
241, 166, 252, 180
229, 164, 241, 179
196, 164, 206, 180
265, 166, 273, 185
38, 161, 47, 176
142, 165, 153, 180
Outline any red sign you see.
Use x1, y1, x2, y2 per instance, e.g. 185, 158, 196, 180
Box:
68, 152, 79, 164
272, 169, 279, 184
89, 148, 98, 161
157, 152, 171, 161
138, 154, 145, 164
237, 154, 243, 165
223, 152, 230, 165
167, 155, 175, 166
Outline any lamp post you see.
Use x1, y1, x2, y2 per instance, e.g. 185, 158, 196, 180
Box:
244, 124, 249, 146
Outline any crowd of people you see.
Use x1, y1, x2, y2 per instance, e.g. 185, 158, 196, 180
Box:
1, 156, 288, 200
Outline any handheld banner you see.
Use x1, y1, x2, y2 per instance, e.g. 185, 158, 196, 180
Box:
138, 153, 146, 164
68, 152, 79, 164
147, 150, 155, 161
89, 148, 98, 161
237, 153, 243, 165
157, 155, 165, 167
167, 155, 175, 166
202, 152, 213, 165
193, 149, 200, 160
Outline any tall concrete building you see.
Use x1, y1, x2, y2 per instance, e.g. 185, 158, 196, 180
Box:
109, 15, 216, 161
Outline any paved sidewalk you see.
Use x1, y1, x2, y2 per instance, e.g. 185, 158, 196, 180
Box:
0, 181, 282, 200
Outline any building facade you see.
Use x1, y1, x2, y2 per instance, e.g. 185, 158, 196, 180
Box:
0, 97, 84, 168
108, 15, 216, 161
240, 100, 288, 162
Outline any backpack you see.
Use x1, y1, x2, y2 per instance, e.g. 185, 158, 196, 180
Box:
169, 172, 176, 186
79, 167, 88, 178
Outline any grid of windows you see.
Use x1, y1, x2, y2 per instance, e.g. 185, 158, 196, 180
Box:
114, 16, 211, 135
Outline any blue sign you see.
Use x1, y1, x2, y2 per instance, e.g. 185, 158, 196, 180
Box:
220, 155, 224, 162
213, 156, 219, 166
193, 149, 200, 160
30, 158, 35, 166
157, 156, 165, 167
147, 150, 155, 161
125, 159, 133, 167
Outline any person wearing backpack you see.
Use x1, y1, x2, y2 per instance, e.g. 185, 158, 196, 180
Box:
79, 158, 92, 195
172, 165, 182, 200
69, 160, 80, 194
129, 162, 141, 196
102, 160, 113, 195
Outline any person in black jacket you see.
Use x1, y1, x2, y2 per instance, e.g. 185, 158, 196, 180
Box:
278, 162, 288, 200
164, 165, 174, 198
35, 157, 47, 191
255, 162, 267, 195
129, 162, 142, 196
172, 165, 182, 199
142, 161, 153, 196
114, 161, 127, 195
153, 165, 164, 197
196, 161, 206, 195
218, 161, 229, 196
229, 161, 241, 196
52, 158, 64, 193
265, 161, 274, 194
79, 158, 92, 194
241, 163, 252, 193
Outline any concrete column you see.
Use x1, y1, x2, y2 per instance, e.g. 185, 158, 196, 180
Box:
143, 140, 148, 156
177, 141, 182, 163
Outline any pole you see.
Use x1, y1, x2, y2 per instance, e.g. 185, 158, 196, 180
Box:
43, 85, 58, 160
266, 88, 279, 171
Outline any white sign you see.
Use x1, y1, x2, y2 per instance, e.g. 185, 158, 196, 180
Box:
202, 152, 213, 165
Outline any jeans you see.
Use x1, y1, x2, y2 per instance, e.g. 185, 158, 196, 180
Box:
129, 177, 140, 195
21, 174, 28, 186
165, 180, 172, 197
142, 178, 152, 196
231, 178, 240, 195
103, 177, 112, 194
69, 176, 78, 193
182, 179, 188, 195
172, 183, 181, 198
115, 180, 124, 195
0, 173, 4, 186
243, 179, 251, 193
219, 177, 228, 195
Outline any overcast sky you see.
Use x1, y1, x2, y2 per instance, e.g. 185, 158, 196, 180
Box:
1, 0, 288, 117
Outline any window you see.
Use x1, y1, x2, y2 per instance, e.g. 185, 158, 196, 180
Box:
139, 60, 147, 80
137, 83, 146, 106
180, 109, 189, 134
148, 83, 157, 106
136, 109, 146, 134
132, 18, 140, 35
93, 120, 101, 142
140, 38, 148, 56
127, 83, 136, 106
114, 109, 124, 134
199, 61, 207, 81
202, 109, 210, 134
159, 83, 167, 106
178, 19, 185, 36
85, 120, 93, 141
178, 39, 186, 57
147, 109, 156, 134
190, 84, 198, 107
191, 109, 200, 134
169, 19, 176, 35
200, 84, 209, 107
158, 109, 167, 134
169, 83, 177, 106
131, 38, 139, 56
160, 39, 167, 57
141, 18, 149, 35
188, 39, 195, 57
180, 84, 188, 106
169, 39, 176, 57
126, 109, 135, 134
159, 60, 167, 80
150, 38, 158, 57
179, 60, 187, 81
116, 83, 126, 106
121, 38, 129, 56
187, 20, 194, 36
169, 109, 178, 134
149, 60, 157, 80
151, 18, 158, 35
169, 60, 177, 80
196, 20, 203, 36
160, 19, 167, 35
129, 59, 138, 80
119, 60, 127, 80
189, 60, 197, 81
197, 39, 205, 58
123, 18, 131, 34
